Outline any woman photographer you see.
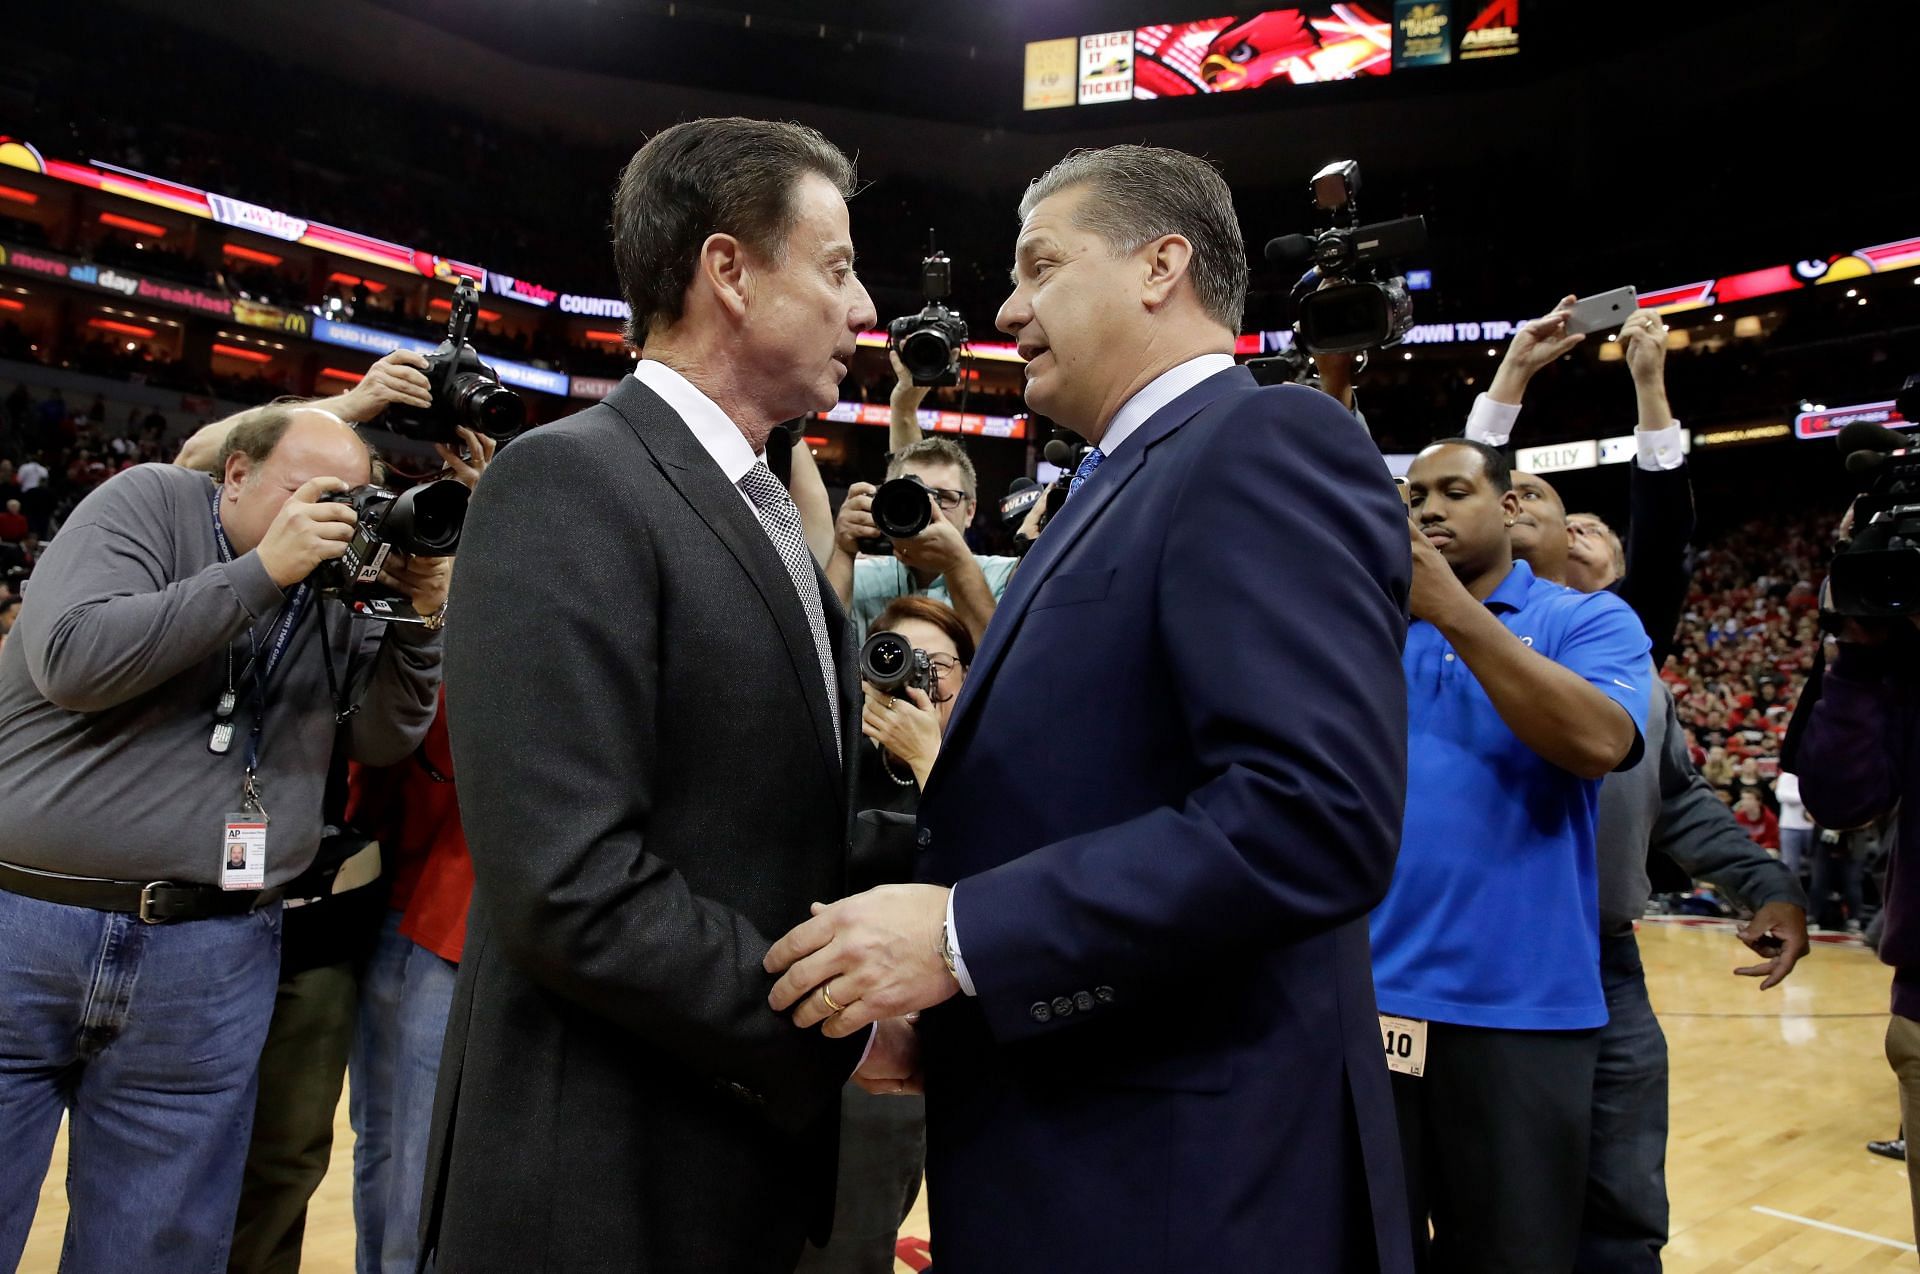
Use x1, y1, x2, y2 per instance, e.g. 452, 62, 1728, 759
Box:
856, 595, 973, 799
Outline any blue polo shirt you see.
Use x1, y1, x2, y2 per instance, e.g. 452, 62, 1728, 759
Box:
1371, 560, 1650, 1031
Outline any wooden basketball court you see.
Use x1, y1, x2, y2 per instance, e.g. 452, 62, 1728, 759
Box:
17, 919, 1914, 1272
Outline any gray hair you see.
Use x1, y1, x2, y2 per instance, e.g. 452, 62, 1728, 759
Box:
1018, 145, 1247, 332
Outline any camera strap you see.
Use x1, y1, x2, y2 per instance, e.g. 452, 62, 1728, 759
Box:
208, 482, 315, 802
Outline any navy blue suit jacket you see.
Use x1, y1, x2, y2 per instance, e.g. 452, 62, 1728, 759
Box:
915, 367, 1414, 1273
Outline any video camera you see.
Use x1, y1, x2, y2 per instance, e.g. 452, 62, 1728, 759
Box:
1827, 396, 1920, 621
383, 277, 525, 445
887, 232, 970, 388
860, 629, 933, 698
313, 479, 468, 623
1263, 160, 1427, 356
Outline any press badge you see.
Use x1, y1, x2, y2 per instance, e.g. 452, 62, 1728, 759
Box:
220, 814, 267, 891
1379, 1014, 1428, 1078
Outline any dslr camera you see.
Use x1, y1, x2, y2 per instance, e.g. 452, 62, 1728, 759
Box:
1827, 389, 1920, 621
1263, 160, 1427, 356
860, 630, 933, 698
383, 277, 525, 444
313, 479, 469, 623
887, 232, 969, 387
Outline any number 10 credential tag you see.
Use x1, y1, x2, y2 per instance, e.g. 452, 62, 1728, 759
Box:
1379, 1014, 1428, 1078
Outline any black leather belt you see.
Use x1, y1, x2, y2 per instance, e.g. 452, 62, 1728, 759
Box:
0, 860, 284, 924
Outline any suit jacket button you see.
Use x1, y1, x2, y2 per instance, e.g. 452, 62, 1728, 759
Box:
1029, 1001, 1052, 1023
1074, 990, 1095, 1013
917, 827, 932, 848
1094, 986, 1116, 1004
1051, 996, 1074, 1018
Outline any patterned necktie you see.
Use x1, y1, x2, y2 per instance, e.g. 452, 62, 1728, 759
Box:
1067, 446, 1107, 499
736, 462, 842, 759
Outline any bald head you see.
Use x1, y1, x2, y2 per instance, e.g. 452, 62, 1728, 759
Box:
217, 406, 372, 558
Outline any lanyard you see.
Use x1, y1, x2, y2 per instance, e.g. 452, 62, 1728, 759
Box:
209, 483, 314, 814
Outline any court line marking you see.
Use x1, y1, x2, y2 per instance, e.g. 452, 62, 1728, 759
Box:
1750, 1206, 1917, 1252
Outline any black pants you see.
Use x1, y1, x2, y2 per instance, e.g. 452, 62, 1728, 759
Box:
1575, 932, 1669, 1273
1392, 1021, 1602, 1274
795, 1085, 926, 1274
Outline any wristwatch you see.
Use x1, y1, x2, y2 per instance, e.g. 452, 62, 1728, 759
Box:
938, 920, 960, 981
421, 604, 449, 632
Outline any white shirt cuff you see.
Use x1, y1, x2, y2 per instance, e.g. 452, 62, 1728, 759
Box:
854, 1023, 877, 1075
1464, 393, 1520, 448
1636, 422, 1687, 471
944, 886, 978, 997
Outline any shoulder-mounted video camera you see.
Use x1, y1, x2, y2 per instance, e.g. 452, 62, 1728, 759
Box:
382, 277, 525, 445
1827, 391, 1920, 622
887, 232, 970, 388
1262, 160, 1426, 356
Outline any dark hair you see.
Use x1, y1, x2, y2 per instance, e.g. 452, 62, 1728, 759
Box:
1017, 145, 1247, 332
1425, 437, 1512, 493
611, 118, 856, 345
872, 595, 975, 668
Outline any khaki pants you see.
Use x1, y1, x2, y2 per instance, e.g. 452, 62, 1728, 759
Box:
1884, 1014, 1920, 1242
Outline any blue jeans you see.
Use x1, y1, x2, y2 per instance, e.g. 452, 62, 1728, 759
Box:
349, 909, 408, 1273
352, 909, 458, 1274
1575, 930, 1669, 1274
0, 887, 281, 1273
381, 938, 457, 1274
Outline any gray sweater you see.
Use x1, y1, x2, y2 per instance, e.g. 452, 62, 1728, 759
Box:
1598, 677, 1806, 934
0, 463, 442, 887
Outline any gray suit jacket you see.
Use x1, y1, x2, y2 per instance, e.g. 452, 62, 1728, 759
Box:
420, 377, 864, 1272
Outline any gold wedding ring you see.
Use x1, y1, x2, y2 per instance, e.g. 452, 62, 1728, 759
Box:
820, 981, 846, 1014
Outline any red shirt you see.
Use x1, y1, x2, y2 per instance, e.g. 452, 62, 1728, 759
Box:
1734, 805, 1779, 852
0, 512, 25, 541
345, 687, 472, 963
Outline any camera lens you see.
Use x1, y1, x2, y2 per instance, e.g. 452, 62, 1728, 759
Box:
872, 477, 936, 540
449, 373, 525, 441
860, 631, 914, 692
383, 480, 469, 556
900, 327, 953, 381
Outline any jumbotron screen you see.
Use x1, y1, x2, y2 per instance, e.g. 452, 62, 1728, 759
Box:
1022, 1, 1519, 110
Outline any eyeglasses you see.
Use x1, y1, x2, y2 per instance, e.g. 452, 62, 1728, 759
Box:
923, 486, 968, 511
926, 654, 964, 703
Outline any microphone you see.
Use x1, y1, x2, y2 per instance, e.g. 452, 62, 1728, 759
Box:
998, 476, 1042, 527
1836, 419, 1913, 460
1043, 438, 1078, 468
1265, 234, 1316, 266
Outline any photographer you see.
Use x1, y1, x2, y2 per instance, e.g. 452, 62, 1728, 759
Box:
1795, 616, 1920, 1235
175, 350, 438, 475
828, 436, 1016, 645
1470, 301, 1694, 667
0, 403, 443, 1272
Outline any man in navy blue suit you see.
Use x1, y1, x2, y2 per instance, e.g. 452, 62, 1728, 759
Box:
767, 145, 1414, 1272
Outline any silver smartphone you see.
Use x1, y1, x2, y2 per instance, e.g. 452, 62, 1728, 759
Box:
1563, 286, 1639, 336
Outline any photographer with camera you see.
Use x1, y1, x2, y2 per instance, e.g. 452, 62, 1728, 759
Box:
828, 437, 1017, 645
0, 403, 443, 1273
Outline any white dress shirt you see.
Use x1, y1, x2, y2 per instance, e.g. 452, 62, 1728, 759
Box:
942, 350, 1238, 998
1463, 393, 1686, 472
630, 360, 764, 506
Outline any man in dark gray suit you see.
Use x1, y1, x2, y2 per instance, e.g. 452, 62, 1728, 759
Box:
420, 117, 906, 1272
